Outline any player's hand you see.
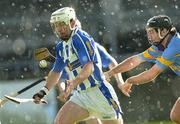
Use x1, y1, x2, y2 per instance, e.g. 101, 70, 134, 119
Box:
120, 83, 132, 97
64, 80, 75, 100
33, 90, 46, 104
104, 71, 112, 82
117, 83, 131, 97
57, 92, 67, 103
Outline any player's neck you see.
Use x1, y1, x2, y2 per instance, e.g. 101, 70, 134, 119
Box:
161, 34, 171, 48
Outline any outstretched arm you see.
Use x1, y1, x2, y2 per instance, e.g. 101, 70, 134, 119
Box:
126, 64, 163, 85
95, 42, 129, 96
108, 58, 129, 96
121, 64, 164, 96
105, 54, 145, 79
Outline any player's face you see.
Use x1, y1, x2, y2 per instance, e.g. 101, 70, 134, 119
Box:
146, 28, 161, 43
52, 21, 71, 41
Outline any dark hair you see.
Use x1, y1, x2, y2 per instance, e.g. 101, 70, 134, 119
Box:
169, 27, 177, 35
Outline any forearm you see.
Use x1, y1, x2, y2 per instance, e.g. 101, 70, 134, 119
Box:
33, 71, 61, 101
126, 69, 161, 85
45, 71, 61, 90
111, 55, 143, 76
109, 60, 124, 86
73, 61, 94, 86
126, 64, 163, 85
126, 71, 155, 85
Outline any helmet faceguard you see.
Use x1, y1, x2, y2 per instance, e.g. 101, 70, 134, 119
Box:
50, 7, 76, 29
50, 7, 77, 40
146, 15, 173, 46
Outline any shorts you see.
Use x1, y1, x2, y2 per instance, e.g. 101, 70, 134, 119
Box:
69, 82, 123, 120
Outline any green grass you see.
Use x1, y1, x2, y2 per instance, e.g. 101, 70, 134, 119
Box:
77, 120, 175, 124
127, 121, 175, 124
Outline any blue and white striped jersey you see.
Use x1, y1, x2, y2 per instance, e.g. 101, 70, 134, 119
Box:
52, 28, 108, 91
59, 42, 114, 81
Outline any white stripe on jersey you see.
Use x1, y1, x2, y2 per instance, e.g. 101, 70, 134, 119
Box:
72, 33, 91, 61
59, 28, 104, 91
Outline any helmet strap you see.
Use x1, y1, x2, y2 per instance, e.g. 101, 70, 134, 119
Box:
69, 22, 75, 30
69, 19, 76, 30
148, 28, 170, 50
158, 28, 164, 39
158, 28, 170, 45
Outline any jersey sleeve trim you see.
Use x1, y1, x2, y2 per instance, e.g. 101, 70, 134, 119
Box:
156, 56, 174, 66
175, 53, 180, 57
142, 50, 154, 59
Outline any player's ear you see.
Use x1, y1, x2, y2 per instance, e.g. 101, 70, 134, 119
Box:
70, 19, 76, 28
161, 28, 168, 36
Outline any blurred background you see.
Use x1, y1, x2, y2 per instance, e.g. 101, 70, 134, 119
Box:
0, 0, 180, 124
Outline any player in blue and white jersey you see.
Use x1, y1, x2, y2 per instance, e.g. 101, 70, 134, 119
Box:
57, 42, 128, 100
57, 42, 127, 124
105, 15, 180, 124
33, 7, 124, 124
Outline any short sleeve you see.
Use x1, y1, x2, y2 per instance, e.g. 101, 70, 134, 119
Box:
52, 43, 67, 72
138, 46, 159, 63
71, 33, 97, 65
156, 44, 176, 69
96, 43, 113, 68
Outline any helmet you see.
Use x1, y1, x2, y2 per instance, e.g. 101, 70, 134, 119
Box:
146, 15, 172, 30
146, 15, 173, 49
50, 7, 76, 39
50, 7, 76, 26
